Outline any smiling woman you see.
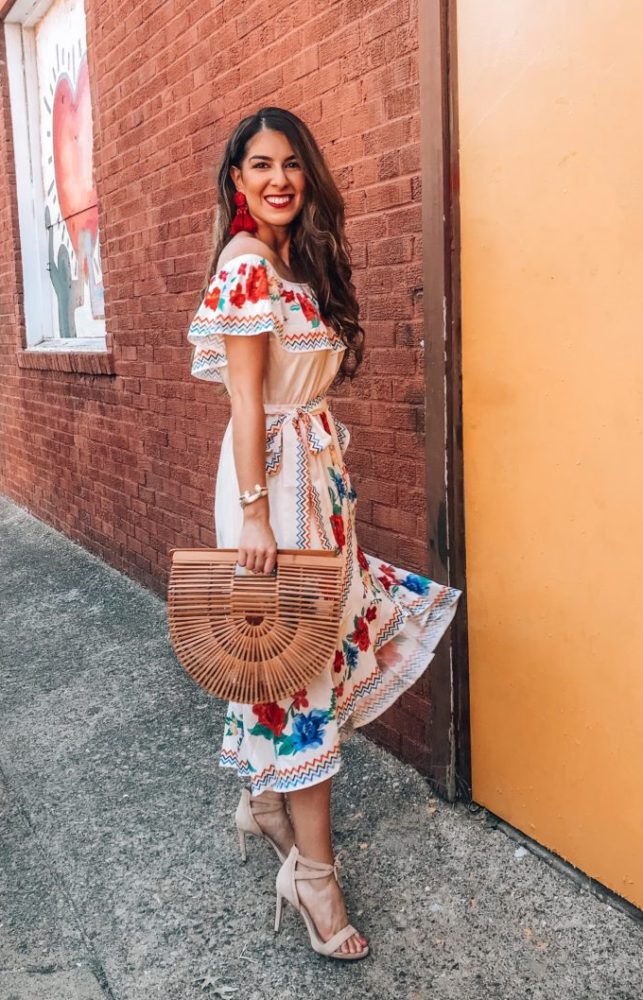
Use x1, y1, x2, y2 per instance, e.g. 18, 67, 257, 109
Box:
230, 134, 306, 250
186, 106, 462, 961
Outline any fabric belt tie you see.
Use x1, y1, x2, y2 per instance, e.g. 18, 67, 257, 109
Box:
263, 394, 345, 550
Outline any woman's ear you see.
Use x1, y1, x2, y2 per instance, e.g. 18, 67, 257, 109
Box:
229, 165, 242, 192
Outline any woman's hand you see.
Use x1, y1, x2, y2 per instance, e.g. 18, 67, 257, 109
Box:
237, 500, 277, 575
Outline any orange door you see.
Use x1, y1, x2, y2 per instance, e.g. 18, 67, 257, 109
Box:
457, 0, 643, 908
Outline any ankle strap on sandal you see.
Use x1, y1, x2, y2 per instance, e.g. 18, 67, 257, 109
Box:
245, 788, 287, 815
293, 850, 340, 882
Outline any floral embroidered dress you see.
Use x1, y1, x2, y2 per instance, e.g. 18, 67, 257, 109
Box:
187, 252, 462, 794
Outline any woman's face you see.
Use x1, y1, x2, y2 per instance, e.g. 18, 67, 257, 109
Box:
230, 128, 306, 232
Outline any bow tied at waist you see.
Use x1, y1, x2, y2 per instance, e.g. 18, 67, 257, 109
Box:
263, 394, 349, 550
264, 396, 337, 476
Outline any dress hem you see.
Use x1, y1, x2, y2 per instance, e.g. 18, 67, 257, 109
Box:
217, 580, 461, 796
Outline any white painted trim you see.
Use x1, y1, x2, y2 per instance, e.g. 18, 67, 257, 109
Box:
5, 0, 53, 28
23, 337, 107, 353
4, 21, 52, 346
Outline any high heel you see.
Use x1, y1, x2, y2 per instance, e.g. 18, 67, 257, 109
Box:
274, 845, 370, 961
234, 787, 292, 864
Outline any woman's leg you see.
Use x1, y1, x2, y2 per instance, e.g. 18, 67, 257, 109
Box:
249, 788, 296, 858
286, 777, 368, 956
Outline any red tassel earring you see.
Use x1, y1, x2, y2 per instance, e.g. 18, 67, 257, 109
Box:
230, 191, 258, 235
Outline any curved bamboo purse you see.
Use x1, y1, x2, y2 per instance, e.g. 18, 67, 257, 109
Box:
167, 547, 345, 704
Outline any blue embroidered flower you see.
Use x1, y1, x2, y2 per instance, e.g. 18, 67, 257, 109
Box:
342, 638, 359, 670
291, 710, 329, 751
329, 467, 347, 501
403, 573, 430, 595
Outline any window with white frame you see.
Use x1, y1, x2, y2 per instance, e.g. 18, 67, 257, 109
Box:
5, 0, 106, 351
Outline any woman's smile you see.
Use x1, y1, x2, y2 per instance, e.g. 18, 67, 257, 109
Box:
264, 194, 294, 209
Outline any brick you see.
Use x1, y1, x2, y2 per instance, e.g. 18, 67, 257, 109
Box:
364, 177, 412, 213
362, 0, 410, 44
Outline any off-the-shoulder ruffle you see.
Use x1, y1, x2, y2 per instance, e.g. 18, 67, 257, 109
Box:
187, 253, 345, 383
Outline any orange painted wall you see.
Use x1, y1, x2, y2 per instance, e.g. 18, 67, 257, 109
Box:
456, 0, 643, 908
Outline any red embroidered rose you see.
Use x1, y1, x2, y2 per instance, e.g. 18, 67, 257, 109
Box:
282, 288, 296, 303
334, 682, 344, 698
229, 281, 246, 308
296, 292, 318, 322
378, 574, 392, 591
238, 263, 247, 275
357, 546, 369, 571
246, 264, 270, 302
252, 702, 286, 737
365, 605, 377, 622
320, 411, 331, 435
204, 284, 221, 310
333, 650, 344, 673
330, 514, 345, 550
380, 563, 398, 579
351, 616, 370, 651
292, 689, 309, 710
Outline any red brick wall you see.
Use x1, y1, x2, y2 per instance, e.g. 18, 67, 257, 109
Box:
0, 0, 433, 769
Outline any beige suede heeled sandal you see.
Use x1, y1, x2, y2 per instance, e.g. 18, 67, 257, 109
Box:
274, 845, 370, 961
235, 787, 293, 864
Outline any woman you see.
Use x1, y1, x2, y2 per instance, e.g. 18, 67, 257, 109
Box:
187, 107, 462, 961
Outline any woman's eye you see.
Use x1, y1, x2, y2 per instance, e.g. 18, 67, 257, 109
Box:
253, 162, 300, 169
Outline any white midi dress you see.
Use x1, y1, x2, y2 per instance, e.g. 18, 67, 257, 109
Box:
187, 252, 463, 794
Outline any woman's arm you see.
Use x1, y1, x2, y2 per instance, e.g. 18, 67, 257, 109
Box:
224, 330, 277, 576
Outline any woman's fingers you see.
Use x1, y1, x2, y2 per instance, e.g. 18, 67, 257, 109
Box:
237, 546, 277, 574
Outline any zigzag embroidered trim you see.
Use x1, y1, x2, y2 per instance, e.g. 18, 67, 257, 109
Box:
219, 745, 342, 794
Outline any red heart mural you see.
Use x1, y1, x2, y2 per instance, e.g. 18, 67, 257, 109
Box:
52, 54, 98, 265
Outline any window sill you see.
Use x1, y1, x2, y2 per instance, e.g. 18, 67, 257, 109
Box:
17, 340, 115, 375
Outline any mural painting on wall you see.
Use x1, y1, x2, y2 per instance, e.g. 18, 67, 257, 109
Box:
37, 0, 104, 339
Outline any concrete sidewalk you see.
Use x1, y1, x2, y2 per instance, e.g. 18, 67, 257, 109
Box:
0, 494, 640, 1000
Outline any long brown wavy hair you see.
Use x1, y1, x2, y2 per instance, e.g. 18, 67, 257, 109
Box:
200, 107, 364, 383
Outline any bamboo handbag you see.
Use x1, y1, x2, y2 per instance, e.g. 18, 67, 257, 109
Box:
167, 547, 345, 704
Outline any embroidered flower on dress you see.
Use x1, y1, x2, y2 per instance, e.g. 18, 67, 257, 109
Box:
296, 292, 318, 323
247, 263, 270, 302
357, 545, 369, 571
330, 514, 345, 550
377, 563, 401, 592
291, 710, 329, 751
204, 284, 221, 310
333, 650, 344, 673
403, 573, 430, 595
365, 605, 377, 622
342, 638, 359, 671
292, 689, 309, 710
251, 702, 287, 738
351, 616, 370, 651
229, 281, 246, 309
224, 710, 244, 738
329, 467, 347, 502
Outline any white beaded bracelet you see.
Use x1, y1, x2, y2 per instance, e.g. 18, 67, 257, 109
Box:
239, 483, 268, 508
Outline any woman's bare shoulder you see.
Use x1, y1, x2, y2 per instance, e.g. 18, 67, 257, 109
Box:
216, 235, 279, 272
